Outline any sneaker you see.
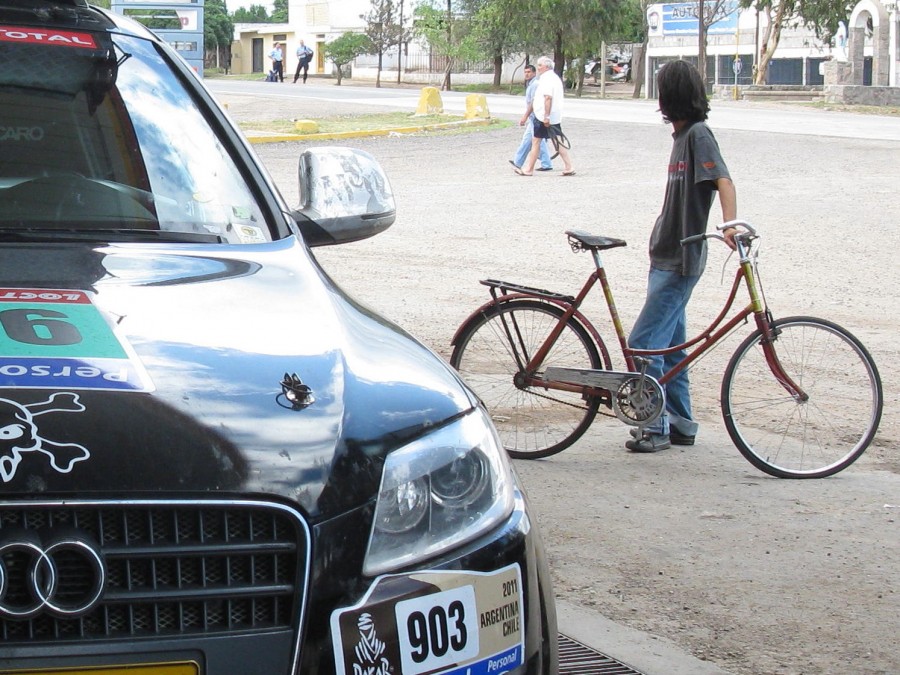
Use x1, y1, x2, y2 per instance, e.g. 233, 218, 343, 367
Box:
630, 426, 695, 446
625, 433, 671, 453
536, 167, 553, 171
670, 428, 695, 446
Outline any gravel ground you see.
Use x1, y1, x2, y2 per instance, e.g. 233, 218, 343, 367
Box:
221, 88, 900, 675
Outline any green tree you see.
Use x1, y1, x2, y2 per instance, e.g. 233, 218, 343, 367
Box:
547, 0, 631, 96
413, 1, 484, 90
631, 0, 650, 98
272, 0, 288, 23
205, 0, 234, 70
464, 0, 531, 87
473, 0, 632, 95
364, 0, 403, 87
324, 32, 373, 85
695, 0, 738, 86
232, 4, 269, 22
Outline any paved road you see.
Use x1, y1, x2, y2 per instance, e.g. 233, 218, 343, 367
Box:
208, 79, 900, 141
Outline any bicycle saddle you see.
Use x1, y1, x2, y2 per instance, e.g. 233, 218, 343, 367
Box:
566, 230, 627, 251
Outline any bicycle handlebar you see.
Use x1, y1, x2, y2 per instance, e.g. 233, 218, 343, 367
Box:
680, 220, 756, 247
719, 219, 756, 236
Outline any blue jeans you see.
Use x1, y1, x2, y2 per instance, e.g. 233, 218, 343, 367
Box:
628, 267, 701, 436
514, 120, 552, 169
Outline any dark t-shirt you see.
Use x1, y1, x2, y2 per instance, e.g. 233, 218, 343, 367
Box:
649, 121, 730, 276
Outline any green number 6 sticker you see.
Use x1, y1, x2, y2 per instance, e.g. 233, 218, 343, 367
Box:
0, 309, 83, 346
0, 293, 125, 359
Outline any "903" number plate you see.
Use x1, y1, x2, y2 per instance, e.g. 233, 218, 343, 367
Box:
331, 564, 523, 675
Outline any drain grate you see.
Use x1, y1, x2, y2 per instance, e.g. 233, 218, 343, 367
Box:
559, 634, 646, 674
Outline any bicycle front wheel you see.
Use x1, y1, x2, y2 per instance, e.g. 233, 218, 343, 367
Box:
450, 299, 604, 459
721, 316, 883, 478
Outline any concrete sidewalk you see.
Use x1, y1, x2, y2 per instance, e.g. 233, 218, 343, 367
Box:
557, 601, 735, 675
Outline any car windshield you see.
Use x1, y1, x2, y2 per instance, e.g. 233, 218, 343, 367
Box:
0, 28, 269, 244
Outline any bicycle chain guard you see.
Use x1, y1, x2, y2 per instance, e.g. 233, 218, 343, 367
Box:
543, 367, 665, 426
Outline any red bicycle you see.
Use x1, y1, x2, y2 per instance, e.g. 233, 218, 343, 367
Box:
450, 221, 883, 478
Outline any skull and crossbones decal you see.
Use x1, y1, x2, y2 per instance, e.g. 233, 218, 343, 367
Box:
0, 392, 89, 483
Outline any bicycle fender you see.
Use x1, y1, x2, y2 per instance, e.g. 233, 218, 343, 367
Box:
450, 295, 613, 370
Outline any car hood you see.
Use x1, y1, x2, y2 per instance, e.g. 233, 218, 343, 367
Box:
0, 238, 474, 520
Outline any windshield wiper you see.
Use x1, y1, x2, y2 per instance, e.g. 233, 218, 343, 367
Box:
0, 228, 224, 244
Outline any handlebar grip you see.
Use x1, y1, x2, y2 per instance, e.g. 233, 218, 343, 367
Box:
718, 219, 755, 235
680, 233, 705, 246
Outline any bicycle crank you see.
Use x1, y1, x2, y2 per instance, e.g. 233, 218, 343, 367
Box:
543, 367, 665, 426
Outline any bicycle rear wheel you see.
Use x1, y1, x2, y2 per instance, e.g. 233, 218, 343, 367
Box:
451, 299, 604, 459
721, 316, 883, 478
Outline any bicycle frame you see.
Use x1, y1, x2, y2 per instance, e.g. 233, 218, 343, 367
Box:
517, 232, 808, 403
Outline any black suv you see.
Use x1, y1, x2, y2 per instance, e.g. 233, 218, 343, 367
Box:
0, 1, 558, 673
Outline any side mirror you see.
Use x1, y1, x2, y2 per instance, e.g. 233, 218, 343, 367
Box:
292, 147, 396, 248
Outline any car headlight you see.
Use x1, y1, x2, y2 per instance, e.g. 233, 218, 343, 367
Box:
363, 408, 515, 576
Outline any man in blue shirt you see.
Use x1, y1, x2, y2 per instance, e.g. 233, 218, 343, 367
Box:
293, 40, 314, 84
268, 43, 284, 82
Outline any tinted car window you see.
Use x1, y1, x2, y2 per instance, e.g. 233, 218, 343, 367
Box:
0, 32, 268, 243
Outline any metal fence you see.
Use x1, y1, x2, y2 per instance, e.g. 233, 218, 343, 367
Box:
354, 49, 493, 74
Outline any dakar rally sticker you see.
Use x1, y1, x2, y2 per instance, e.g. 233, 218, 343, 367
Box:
0, 391, 90, 483
331, 564, 524, 675
0, 26, 97, 49
0, 288, 153, 392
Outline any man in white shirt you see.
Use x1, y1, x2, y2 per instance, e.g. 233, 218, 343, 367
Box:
516, 55, 575, 176
510, 64, 553, 171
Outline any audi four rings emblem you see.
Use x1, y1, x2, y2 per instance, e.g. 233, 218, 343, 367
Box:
0, 533, 105, 619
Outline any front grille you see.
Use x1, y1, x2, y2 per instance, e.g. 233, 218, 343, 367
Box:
0, 501, 309, 643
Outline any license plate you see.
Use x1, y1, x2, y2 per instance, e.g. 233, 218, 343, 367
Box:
1, 664, 199, 675
332, 564, 524, 675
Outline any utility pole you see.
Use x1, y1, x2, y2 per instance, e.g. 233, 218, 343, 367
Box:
600, 40, 606, 98
397, 0, 403, 84
697, 0, 707, 85
733, 8, 741, 99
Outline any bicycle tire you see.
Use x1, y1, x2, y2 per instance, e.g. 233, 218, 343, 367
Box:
451, 299, 604, 459
721, 316, 883, 478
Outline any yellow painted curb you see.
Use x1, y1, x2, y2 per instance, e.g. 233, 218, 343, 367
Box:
245, 117, 492, 144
